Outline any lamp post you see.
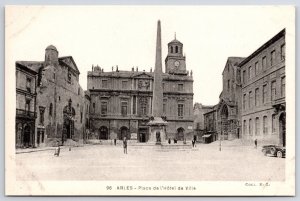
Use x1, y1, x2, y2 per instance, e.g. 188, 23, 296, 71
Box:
219, 122, 222, 152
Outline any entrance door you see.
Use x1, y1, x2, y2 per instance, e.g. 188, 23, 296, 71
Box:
177, 127, 184, 141
99, 126, 108, 140
139, 128, 148, 142
279, 113, 286, 147
23, 125, 31, 147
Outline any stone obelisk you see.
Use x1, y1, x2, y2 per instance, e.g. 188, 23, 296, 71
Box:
153, 20, 163, 116
148, 20, 168, 145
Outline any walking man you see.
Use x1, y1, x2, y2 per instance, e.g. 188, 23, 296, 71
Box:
114, 138, 117, 146
123, 137, 127, 154
254, 139, 258, 149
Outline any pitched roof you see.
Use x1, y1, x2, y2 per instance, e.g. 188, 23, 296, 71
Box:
16, 61, 43, 73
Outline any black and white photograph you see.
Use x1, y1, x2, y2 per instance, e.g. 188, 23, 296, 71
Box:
5, 5, 295, 196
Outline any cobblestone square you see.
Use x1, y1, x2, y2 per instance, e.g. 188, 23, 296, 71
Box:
16, 142, 285, 181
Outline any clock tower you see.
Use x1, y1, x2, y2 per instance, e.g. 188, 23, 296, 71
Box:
165, 34, 187, 75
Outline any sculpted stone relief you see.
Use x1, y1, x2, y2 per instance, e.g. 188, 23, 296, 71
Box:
138, 79, 150, 90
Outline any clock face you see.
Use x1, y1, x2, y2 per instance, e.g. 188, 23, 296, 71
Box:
174, 60, 180, 67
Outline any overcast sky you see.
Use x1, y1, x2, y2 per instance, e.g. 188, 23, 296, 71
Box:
6, 6, 293, 105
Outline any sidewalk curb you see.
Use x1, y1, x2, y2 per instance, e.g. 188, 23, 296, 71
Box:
15, 145, 84, 154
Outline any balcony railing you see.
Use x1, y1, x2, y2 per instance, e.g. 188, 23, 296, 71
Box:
16, 109, 36, 118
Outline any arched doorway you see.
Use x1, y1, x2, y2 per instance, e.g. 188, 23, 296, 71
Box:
221, 105, 229, 140
23, 124, 31, 147
177, 127, 185, 141
99, 126, 108, 140
279, 112, 286, 147
63, 99, 76, 142
119, 126, 129, 140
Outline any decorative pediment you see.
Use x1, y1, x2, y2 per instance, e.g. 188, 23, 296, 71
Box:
59, 56, 80, 74
132, 72, 153, 79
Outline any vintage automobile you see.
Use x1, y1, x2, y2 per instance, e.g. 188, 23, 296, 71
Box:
262, 145, 286, 158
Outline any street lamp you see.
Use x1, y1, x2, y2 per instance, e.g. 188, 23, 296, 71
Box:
219, 122, 222, 152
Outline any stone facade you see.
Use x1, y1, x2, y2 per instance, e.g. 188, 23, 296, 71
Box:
207, 29, 286, 146
15, 63, 38, 148
215, 57, 245, 140
239, 29, 286, 146
87, 35, 194, 143
203, 106, 218, 142
193, 103, 214, 141
16, 45, 88, 148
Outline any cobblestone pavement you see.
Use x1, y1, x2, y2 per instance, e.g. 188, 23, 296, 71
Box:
16, 142, 285, 181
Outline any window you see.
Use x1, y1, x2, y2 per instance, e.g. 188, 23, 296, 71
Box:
255, 88, 259, 106
263, 116, 268, 135
271, 50, 276, 66
80, 112, 83, 123
262, 56, 267, 70
68, 70, 72, 82
49, 103, 53, 116
171, 46, 173, 53
249, 91, 253, 109
175, 46, 178, 53
249, 66, 253, 79
92, 103, 95, 113
178, 84, 183, 91
163, 99, 167, 114
178, 104, 184, 118
272, 114, 276, 133
101, 102, 107, 115
141, 104, 147, 115
255, 62, 259, 75
237, 69, 241, 83
249, 119, 253, 136
243, 94, 246, 110
271, 81, 276, 101
280, 44, 285, 60
122, 81, 128, 89
263, 84, 267, 104
227, 80, 230, 92
25, 99, 30, 112
255, 117, 260, 135
26, 77, 31, 92
102, 80, 108, 88
39, 107, 45, 125
243, 70, 246, 84
121, 102, 128, 116
243, 120, 247, 135
281, 76, 285, 97
133, 96, 136, 114
78, 88, 80, 95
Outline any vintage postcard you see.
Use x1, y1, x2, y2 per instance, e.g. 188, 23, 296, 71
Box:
5, 5, 295, 196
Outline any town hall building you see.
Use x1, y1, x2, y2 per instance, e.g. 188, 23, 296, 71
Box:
87, 22, 194, 143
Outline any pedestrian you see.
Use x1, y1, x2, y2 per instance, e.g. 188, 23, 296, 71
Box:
168, 138, 171, 144
54, 145, 61, 157
114, 138, 117, 146
123, 137, 127, 154
254, 139, 257, 149
192, 139, 195, 148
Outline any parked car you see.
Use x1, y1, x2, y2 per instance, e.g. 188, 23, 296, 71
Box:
262, 145, 285, 158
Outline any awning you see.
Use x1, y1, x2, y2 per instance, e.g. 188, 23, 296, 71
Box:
202, 134, 212, 138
